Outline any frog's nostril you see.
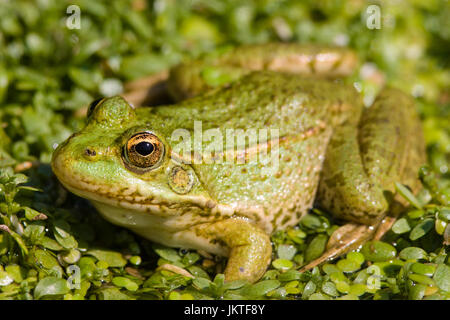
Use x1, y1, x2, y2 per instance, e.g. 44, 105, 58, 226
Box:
85, 148, 97, 157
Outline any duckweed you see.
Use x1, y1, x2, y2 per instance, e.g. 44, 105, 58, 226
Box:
112, 277, 139, 292
309, 293, 331, 300
34, 277, 70, 299
435, 219, 447, 235
129, 256, 142, 266
301, 281, 316, 299
410, 263, 436, 276
433, 264, 450, 292
438, 209, 450, 222
322, 264, 341, 275
408, 210, 426, 219
330, 271, 348, 284
360, 241, 397, 262
277, 244, 297, 260
399, 247, 428, 261
395, 183, 423, 210
86, 250, 127, 268
272, 259, 294, 271
392, 218, 411, 234
408, 274, 435, 286
285, 287, 301, 295
335, 281, 351, 294
337, 259, 361, 273
243, 280, 281, 297
410, 218, 435, 241
0, 0, 448, 301
346, 252, 365, 265
349, 284, 367, 296
304, 234, 328, 262
321, 281, 339, 297
408, 284, 426, 300
0, 271, 13, 286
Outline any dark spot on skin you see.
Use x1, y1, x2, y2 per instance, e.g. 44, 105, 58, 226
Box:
85, 148, 96, 157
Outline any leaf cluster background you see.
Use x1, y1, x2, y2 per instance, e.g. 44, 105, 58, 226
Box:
0, 0, 448, 300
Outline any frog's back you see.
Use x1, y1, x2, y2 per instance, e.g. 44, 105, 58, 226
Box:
155, 71, 359, 135
150, 71, 362, 233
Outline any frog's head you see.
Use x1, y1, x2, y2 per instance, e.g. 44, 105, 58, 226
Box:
51, 96, 214, 219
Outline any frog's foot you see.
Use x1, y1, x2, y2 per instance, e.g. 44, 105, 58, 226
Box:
299, 209, 406, 272
373, 201, 406, 240
299, 223, 376, 272
195, 218, 272, 283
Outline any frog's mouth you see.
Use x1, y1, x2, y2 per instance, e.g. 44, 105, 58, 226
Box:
51, 152, 225, 218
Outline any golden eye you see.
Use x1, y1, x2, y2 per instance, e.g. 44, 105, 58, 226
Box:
124, 132, 164, 170
87, 98, 105, 118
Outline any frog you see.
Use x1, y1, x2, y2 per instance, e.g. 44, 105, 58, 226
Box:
51, 43, 426, 283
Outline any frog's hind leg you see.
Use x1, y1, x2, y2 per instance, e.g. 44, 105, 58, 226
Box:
299, 203, 404, 272
300, 88, 426, 272
299, 223, 374, 272
168, 43, 359, 101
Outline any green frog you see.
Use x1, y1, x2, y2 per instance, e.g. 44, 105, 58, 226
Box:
51, 43, 425, 283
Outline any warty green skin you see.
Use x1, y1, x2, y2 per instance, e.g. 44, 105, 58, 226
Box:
51, 43, 426, 283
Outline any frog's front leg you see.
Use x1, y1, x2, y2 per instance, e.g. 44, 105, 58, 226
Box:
194, 218, 272, 283
301, 88, 426, 271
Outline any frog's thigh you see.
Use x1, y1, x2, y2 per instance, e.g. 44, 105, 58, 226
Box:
194, 218, 272, 283
316, 124, 388, 225
358, 88, 425, 196
358, 88, 425, 235
316, 88, 425, 225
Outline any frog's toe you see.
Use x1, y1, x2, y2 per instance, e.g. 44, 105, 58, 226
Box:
299, 223, 375, 272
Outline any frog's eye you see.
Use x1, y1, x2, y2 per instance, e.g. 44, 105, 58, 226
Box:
123, 132, 164, 171
87, 98, 105, 118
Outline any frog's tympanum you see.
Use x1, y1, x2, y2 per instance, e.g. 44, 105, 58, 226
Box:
52, 44, 425, 283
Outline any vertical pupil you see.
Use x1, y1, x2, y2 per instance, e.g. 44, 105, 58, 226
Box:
135, 141, 154, 156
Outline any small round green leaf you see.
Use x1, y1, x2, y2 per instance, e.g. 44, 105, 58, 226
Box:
360, 241, 397, 262
34, 277, 70, 299
399, 247, 428, 260
409, 218, 434, 241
